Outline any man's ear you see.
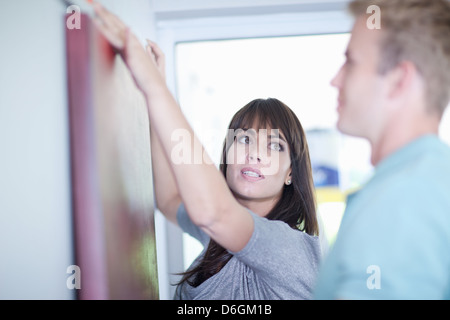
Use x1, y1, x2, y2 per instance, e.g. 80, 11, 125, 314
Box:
387, 60, 417, 100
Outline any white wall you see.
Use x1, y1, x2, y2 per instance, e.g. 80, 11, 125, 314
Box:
0, 0, 157, 300
0, 0, 74, 299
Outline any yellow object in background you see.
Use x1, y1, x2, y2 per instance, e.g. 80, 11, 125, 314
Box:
315, 187, 346, 246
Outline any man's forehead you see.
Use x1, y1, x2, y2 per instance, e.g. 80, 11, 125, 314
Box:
348, 17, 382, 55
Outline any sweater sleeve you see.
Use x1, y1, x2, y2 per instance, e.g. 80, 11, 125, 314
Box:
231, 211, 322, 299
176, 202, 210, 246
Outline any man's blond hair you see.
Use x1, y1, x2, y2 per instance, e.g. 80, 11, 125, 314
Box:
349, 0, 450, 116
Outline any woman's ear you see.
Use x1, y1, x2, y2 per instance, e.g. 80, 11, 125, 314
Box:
285, 169, 292, 185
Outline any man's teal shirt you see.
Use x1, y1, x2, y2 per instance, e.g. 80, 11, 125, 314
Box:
314, 135, 450, 299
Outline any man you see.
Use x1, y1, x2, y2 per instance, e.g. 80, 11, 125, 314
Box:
314, 0, 450, 299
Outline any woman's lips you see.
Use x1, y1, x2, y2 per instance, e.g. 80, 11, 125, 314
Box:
241, 167, 265, 181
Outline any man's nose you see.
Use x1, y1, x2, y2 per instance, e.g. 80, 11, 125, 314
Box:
331, 64, 344, 88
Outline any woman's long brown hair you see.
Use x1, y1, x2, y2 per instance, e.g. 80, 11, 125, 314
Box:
177, 98, 318, 288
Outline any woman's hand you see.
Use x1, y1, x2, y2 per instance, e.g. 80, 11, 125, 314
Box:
90, 1, 253, 254
91, 1, 165, 95
145, 40, 166, 81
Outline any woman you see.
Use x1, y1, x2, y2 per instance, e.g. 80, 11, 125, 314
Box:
92, 2, 321, 300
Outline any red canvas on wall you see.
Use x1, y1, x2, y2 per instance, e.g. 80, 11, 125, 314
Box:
66, 12, 159, 300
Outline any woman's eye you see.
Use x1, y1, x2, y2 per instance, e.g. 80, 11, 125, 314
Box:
269, 142, 283, 151
238, 135, 251, 144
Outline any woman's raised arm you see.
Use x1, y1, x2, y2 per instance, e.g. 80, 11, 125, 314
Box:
144, 41, 181, 225
92, 2, 254, 252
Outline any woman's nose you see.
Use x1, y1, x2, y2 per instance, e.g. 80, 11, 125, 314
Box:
248, 153, 261, 163
247, 145, 261, 164
248, 142, 272, 165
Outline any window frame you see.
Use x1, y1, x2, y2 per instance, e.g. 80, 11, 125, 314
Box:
154, 9, 354, 300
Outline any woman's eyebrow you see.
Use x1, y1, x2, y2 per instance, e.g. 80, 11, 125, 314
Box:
241, 128, 257, 136
269, 134, 286, 143
241, 128, 286, 142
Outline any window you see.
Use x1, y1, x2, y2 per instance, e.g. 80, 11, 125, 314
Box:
155, 8, 355, 299
175, 33, 450, 268
175, 33, 372, 267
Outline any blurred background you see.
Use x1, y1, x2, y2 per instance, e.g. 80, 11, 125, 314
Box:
1, 0, 449, 299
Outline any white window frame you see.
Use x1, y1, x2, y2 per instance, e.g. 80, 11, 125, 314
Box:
154, 8, 354, 300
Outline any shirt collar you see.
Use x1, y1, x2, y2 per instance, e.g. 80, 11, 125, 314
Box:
374, 134, 440, 177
